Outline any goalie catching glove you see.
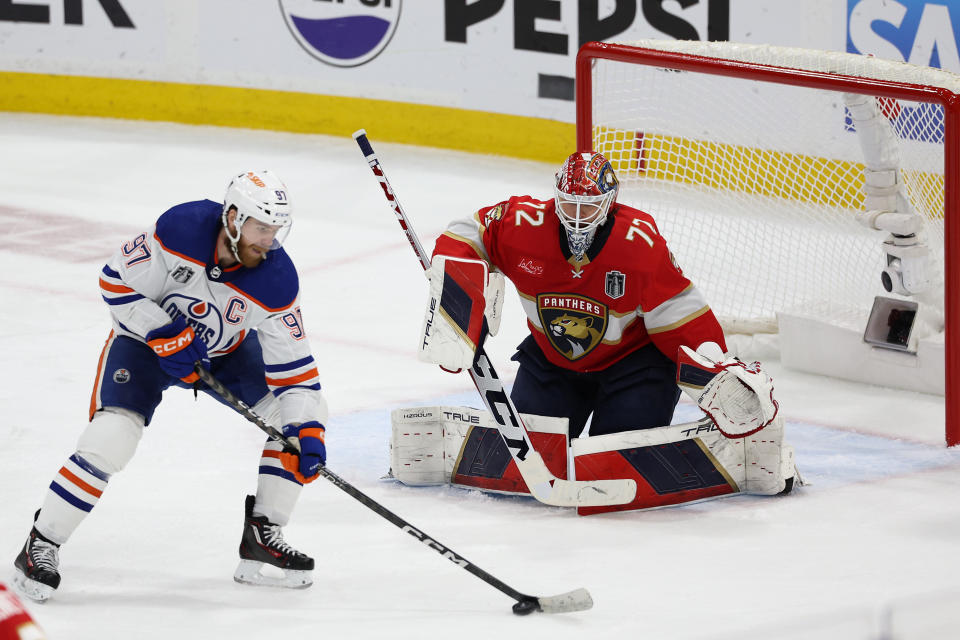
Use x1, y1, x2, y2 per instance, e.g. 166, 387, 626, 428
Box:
676, 342, 778, 438
419, 255, 504, 372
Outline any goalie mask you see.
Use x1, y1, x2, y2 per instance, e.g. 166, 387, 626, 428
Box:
554, 152, 619, 258
222, 170, 293, 262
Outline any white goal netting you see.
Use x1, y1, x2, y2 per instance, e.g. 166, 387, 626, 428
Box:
587, 40, 953, 335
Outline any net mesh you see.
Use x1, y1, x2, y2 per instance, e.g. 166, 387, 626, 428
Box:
590, 41, 951, 334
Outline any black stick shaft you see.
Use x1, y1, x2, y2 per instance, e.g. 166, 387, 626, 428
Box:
193, 366, 530, 604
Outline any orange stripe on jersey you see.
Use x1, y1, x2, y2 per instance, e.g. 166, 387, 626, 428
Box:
98, 278, 135, 294
223, 281, 295, 313
59, 467, 103, 498
265, 368, 319, 387
88, 331, 114, 421
261, 450, 282, 459
153, 232, 206, 266
211, 330, 246, 357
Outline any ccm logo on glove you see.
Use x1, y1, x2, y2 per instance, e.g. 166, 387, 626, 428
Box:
145, 317, 210, 384
149, 329, 195, 354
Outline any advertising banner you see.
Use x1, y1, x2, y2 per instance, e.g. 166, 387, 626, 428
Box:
1, 1, 958, 158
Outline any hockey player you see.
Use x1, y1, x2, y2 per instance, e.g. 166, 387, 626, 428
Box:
0, 582, 46, 639
13, 171, 328, 601
410, 152, 794, 512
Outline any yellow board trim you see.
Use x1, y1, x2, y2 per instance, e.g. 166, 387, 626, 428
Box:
597, 127, 945, 219
0, 71, 574, 164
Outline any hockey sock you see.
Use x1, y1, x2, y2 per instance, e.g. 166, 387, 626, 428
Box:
254, 437, 303, 526
35, 454, 111, 545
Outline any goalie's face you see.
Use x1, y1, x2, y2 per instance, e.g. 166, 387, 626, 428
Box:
554, 189, 616, 234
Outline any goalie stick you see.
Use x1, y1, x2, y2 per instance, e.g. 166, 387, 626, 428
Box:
352, 129, 636, 508
193, 365, 593, 615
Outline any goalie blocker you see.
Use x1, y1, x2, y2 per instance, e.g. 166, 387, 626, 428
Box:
419, 255, 504, 373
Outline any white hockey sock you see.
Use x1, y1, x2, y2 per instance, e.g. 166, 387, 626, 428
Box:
35, 453, 111, 545
254, 438, 303, 526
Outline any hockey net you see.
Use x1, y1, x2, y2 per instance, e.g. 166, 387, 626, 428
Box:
576, 40, 958, 445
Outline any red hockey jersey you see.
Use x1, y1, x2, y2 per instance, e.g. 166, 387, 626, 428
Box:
433, 196, 726, 373
0, 583, 45, 640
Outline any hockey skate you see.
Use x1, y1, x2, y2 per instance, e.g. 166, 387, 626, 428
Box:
13, 524, 61, 603
234, 495, 313, 589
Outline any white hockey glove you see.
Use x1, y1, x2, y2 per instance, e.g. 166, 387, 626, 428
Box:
676, 342, 778, 438
419, 255, 504, 373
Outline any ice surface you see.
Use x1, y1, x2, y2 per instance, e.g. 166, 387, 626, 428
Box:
0, 114, 957, 640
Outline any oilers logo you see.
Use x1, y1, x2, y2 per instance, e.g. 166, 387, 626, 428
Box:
161, 294, 225, 351
279, 0, 401, 67
537, 294, 608, 361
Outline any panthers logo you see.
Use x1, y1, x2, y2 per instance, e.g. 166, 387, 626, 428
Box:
537, 294, 608, 361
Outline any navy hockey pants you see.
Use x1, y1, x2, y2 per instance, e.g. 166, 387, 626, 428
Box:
509, 335, 680, 439
92, 330, 270, 425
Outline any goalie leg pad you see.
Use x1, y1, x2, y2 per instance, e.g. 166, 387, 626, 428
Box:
573, 419, 739, 516
390, 406, 568, 496
744, 416, 794, 495
572, 416, 796, 515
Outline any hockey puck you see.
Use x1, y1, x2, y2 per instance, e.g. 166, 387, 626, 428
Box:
512, 598, 540, 616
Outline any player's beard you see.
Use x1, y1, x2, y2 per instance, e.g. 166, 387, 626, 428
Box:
236, 236, 269, 268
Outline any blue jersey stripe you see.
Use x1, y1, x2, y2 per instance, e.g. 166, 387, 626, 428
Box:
264, 355, 315, 373
50, 482, 95, 512
258, 465, 302, 485
102, 264, 121, 279
272, 383, 322, 397
69, 454, 111, 481
102, 293, 146, 306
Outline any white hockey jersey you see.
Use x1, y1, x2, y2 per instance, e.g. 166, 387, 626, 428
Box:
97, 199, 324, 425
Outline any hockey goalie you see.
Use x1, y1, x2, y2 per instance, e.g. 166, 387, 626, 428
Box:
391, 151, 797, 514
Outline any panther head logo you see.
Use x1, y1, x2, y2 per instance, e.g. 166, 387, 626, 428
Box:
537, 294, 608, 361
549, 314, 603, 359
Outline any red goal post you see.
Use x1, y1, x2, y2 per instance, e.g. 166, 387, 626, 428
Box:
576, 40, 959, 446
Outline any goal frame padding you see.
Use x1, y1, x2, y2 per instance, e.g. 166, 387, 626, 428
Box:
575, 41, 959, 447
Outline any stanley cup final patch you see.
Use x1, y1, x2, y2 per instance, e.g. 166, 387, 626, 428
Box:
537, 294, 608, 361
605, 270, 625, 299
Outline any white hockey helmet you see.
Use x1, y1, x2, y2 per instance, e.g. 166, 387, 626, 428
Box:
222, 170, 293, 253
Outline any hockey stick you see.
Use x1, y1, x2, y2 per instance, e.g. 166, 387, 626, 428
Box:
352, 129, 637, 508
193, 365, 592, 615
